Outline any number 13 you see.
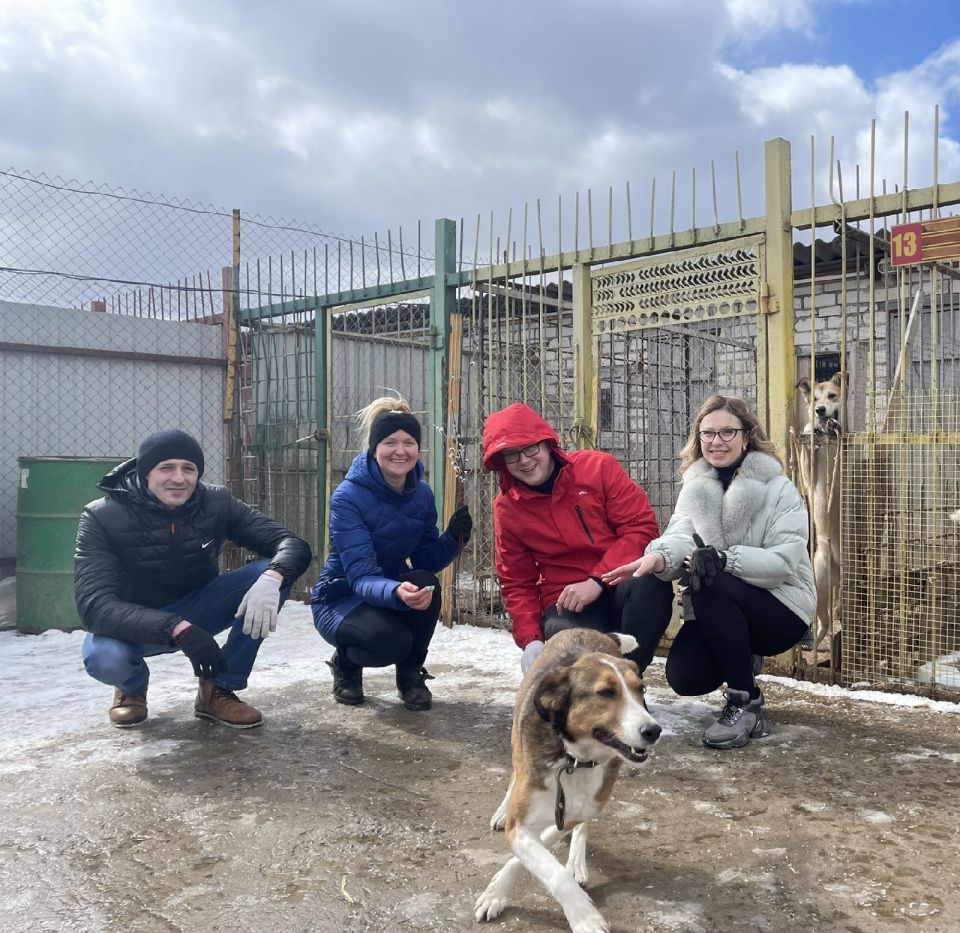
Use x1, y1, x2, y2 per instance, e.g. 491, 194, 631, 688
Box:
893, 230, 918, 259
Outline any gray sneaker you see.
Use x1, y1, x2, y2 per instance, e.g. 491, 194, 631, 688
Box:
702, 688, 767, 749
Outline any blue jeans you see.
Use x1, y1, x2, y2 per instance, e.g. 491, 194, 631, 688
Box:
82, 561, 289, 695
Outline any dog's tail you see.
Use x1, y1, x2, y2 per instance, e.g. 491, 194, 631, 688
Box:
608, 633, 639, 656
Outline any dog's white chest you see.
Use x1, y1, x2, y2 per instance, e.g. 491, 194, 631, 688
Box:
549, 764, 606, 827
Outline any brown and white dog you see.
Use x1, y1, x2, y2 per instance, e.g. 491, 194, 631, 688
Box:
797, 370, 843, 438
796, 371, 843, 649
475, 628, 661, 933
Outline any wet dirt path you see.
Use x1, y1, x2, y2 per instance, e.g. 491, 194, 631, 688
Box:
2, 662, 959, 932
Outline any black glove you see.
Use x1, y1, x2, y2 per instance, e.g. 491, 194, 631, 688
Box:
688, 533, 727, 593
446, 504, 472, 543
174, 624, 225, 680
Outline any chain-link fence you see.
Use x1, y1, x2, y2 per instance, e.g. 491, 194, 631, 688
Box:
784, 121, 960, 694
841, 393, 960, 691
0, 168, 236, 318
0, 167, 435, 592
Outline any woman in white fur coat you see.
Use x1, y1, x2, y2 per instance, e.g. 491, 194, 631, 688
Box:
604, 395, 816, 750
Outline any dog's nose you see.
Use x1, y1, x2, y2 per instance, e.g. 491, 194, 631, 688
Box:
815, 406, 827, 415
641, 723, 661, 744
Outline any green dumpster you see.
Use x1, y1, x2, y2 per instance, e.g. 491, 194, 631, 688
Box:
16, 457, 124, 634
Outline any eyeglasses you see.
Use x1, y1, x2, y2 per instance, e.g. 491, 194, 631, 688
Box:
698, 427, 746, 443
502, 442, 543, 464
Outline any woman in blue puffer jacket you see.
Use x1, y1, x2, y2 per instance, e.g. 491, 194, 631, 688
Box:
311, 395, 471, 711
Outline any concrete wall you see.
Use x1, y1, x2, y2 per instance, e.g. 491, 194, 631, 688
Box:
0, 300, 226, 570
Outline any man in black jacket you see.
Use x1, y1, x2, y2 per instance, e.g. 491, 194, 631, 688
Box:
76, 429, 312, 729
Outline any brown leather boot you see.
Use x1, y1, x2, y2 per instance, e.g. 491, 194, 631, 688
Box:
194, 680, 263, 729
108, 689, 147, 728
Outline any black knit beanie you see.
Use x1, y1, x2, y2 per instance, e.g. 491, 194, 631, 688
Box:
368, 410, 422, 454
137, 429, 205, 485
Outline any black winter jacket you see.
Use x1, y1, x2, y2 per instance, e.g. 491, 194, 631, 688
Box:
75, 459, 312, 645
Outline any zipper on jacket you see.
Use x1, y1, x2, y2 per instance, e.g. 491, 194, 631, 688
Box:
170, 522, 176, 535
574, 505, 595, 543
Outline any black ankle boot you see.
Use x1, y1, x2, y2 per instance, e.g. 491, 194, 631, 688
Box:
396, 666, 434, 711
328, 651, 364, 705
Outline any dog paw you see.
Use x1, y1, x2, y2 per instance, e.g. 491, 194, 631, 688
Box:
570, 912, 610, 933
474, 888, 507, 922
489, 807, 507, 831
568, 858, 589, 887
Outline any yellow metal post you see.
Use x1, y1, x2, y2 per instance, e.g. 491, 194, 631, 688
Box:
223, 209, 241, 423
439, 311, 464, 627
761, 138, 796, 456
224, 210, 242, 499
762, 139, 799, 675
572, 262, 596, 448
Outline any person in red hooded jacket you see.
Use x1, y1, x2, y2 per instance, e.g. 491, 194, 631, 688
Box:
482, 403, 674, 673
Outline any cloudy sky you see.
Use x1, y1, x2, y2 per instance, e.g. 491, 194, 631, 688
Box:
0, 0, 958, 258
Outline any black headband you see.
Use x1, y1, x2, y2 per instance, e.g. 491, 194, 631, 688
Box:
368, 410, 422, 453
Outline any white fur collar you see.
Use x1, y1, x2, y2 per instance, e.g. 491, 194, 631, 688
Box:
678, 452, 783, 549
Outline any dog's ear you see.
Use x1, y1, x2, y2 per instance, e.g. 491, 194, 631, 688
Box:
534, 668, 572, 726
608, 632, 639, 656
830, 371, 843, 389
796, 376, 811, 397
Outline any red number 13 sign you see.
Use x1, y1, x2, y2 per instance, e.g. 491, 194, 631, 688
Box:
890, 222, 923, 266
890, 216, 960, 267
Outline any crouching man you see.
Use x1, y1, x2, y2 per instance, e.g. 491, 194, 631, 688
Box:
482, 403, 674, 675
75, 429, 312, 729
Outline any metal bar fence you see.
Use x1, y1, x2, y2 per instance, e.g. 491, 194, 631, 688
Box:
5, 112, 960, 698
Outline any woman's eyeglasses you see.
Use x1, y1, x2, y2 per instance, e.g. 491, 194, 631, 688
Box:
502, 442, 543, 464
698, 427, 746, 443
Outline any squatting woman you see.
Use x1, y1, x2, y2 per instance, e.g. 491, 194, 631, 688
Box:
604, 395, 815, 749
311, 395, 471, 711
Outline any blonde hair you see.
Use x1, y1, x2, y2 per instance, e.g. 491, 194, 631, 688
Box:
678, 395, 781, 474
356, 392, 413, 445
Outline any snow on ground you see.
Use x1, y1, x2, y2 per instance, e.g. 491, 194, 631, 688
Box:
2, 600, 958, 759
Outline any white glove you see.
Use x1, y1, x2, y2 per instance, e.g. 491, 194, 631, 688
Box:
521, 640, 545, 674
238, 573, 282, 639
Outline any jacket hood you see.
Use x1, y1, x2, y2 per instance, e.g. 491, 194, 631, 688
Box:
98, 458, 146, 500
345, 450, 424, 496
481, 403, 560, 473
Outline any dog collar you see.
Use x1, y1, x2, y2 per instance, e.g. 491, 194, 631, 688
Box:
554, 755, 598, 831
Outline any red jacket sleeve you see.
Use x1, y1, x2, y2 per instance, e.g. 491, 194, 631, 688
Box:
493, 498, 544, 649
589, 455, 660, 577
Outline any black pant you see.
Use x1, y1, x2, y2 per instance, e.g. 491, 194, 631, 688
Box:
665, 571, 808, 695
542, 575, 675, 673
335, 570, 441, 670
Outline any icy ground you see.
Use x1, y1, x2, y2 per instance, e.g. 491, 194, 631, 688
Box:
1, 603, 959, 932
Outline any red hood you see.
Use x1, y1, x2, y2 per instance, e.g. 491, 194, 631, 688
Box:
482, 403, 560, 475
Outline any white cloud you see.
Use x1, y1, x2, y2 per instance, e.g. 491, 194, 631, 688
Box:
0, 0, 956, 250
719, 38, 960, 202
720, 62, 870, 128
722, 0, 816, 38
